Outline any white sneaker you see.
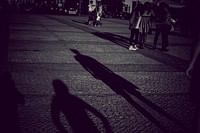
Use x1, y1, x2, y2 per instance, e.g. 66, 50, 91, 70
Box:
129, 45, 134, 50
129, 45, 138, 51
129, 45, 138, 50
132, 45, 138, 50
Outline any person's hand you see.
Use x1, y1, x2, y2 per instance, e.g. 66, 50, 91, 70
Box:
186, 66, 193, 78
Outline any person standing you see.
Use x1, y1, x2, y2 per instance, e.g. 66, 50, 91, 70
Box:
185, 4, 200, 133
94, 3, 102, 27
88, 0, 96, 26
152, 2, 172, 52
129, 2, 143, 51
138, 2, 152, 49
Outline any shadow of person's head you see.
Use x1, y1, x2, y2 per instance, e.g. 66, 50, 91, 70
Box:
70, 49, 80, 55
52, 79, 70, 96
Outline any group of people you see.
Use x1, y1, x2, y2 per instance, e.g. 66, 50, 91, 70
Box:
129, 1, 176, 51
88, 1, 102, 27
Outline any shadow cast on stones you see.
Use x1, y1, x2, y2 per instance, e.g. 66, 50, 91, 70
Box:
72, 20, 88, 25
92, 32, 130, 49
71, 49, 190, 132
51, 79, 112, 133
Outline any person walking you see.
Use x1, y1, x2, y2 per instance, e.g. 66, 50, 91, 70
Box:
138, 2, 152, 49
152, 2, 172, 52
88, 0, 96, 26
129, 2, 143, 51
94, 3, 102, 27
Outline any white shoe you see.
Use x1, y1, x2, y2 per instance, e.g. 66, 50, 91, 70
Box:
133, 45, 138, 50
129, 45, 134, 50
129, 45, 138, 51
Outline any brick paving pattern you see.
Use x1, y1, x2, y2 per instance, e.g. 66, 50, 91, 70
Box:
4, 13, 195, 133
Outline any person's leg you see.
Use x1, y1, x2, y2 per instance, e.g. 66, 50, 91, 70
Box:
161, 26, 170, 51
153, 26, 160, 49
138, 32, 143, 49
134, 28, 139, 45
130, 29, 135, 45
129, 29, 138, 50
141, 34, 146, 49
161, 33, 168, 51
88, 12, 92, 25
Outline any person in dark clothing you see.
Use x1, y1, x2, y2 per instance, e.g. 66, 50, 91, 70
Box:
0, 72, 25, 133
152, 2, 172, 52
0, 0, 9, 71
88, 0, 96, 26
186, 4, 200, 133
138, 2, 152, 49
129, 2, 143, 51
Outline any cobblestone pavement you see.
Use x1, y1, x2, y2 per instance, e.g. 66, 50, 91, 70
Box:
6, 13, 195, 133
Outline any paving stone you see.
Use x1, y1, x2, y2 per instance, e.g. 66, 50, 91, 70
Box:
7, 13, 195, 133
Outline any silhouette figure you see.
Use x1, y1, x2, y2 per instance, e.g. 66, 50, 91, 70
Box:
51, 79, 112, 133
0, 71, 25, 133
71, 49, 190, 132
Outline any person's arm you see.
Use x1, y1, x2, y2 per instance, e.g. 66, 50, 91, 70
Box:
129, 12, 135, 29
186, 36, 200, 77
51, 96, 68, 133
84, 103, 112, 133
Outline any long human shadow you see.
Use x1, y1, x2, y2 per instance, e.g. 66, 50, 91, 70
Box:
71, 49, 190, 132
0, 71, 25, 133
92, 32, 130, 49
51, 79, 112, 133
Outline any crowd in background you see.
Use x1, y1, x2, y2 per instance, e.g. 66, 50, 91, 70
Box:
128, 1, 177, 51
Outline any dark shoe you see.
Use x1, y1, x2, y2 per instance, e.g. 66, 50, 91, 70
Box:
139, 46, 144, 49
151, 46, 156, 50
160, 48, 168, 52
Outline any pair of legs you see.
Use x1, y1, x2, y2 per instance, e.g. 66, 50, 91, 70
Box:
94, 20, 101, 27
129, 28, 139, 50
153, 24, 171, 51
138, 32, 147, 49
88, 12, 95, 26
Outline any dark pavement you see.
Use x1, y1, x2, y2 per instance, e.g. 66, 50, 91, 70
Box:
1, 13, 195, 133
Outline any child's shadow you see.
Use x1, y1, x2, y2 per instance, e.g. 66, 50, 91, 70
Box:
51, 79, 112, 133
0, 71, 25, 133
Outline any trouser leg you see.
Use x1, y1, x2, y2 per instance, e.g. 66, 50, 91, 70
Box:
161, 26, 170, 50
130, 29, 135, 45
153, 26, 161, 48
134, 29, 139, 44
